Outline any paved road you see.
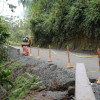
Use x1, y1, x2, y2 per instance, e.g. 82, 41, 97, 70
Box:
15, 46, 100, 79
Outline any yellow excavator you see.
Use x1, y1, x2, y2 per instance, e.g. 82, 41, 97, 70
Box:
21, 36, 32, 47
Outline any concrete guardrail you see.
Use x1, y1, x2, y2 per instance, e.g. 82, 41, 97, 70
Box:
7, 45, 20, 59
75, 63, 96, 100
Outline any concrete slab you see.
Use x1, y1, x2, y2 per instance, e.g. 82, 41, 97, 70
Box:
75, 63, 96, 100
7, 45, 20, 59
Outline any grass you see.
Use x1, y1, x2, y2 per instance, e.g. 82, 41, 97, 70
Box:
1, 60, 43, 100
0, 61, 10, 68
8, 61, 24, 71
8, 41, 21, 46
7, 72, 43, 100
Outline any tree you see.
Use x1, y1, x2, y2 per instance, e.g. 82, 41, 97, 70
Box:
29, 0, 100, 50
0, 17, 9, 44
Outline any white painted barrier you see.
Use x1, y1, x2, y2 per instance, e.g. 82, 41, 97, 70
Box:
7, 45, 20, 59
75, 63, 96, 100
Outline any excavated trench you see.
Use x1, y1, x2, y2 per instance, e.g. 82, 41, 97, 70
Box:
25, 80, 75, 100
48, 80, 75, 100
89, 79, 100, 100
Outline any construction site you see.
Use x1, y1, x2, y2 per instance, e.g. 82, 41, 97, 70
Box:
1, 45, 99, 100
0, 0, 100, 100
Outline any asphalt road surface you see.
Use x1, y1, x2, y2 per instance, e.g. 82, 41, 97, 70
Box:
15, 46, 100, 80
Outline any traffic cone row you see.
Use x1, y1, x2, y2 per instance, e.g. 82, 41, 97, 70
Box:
22, 45, 100, 85
22, 45, 73, 67
22, 44, 53, 62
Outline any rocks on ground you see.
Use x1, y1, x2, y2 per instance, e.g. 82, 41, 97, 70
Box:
19, 56, 75, 100
91, 82, 100, 100
0, 56, 75, 100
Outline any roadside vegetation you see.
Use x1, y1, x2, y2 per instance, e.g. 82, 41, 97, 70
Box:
29, 0, 100, 51
0, 60, 43, 100
7, 17, 32, 46
0, 16, 12, 99
3, 0, 100, 51
0, 14, 43, 100
0, 17, 9, 61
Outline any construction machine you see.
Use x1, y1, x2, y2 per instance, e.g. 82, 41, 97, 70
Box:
21, 36, 32, 47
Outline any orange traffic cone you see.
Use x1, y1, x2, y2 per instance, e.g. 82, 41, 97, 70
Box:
67, 46, 72, 68
29, 44, 32, 57
97, 77, 100, 84
48, 45, 52, 62
37, 45, 40, 59
97, 48, 100, 71
99, 60, 100, 71
25, 46, 29, 56
22, 46, 26, 55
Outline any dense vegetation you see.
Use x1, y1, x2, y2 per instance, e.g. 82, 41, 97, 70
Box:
0, 17, 13, 99
0, 61, 43, 100
30, 0, 100, 51
0, 17, 9, 61
8, 18, 32, 45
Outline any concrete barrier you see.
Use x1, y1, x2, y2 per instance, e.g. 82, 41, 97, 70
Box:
7, 45, 20, 59
75, 63, 96, 100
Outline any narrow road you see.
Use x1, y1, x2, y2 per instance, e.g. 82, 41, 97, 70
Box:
15, 46, 100, 79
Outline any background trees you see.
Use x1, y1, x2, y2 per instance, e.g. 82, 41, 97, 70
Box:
0, 17, 9, 44
0, 17, 9, 61
30, 0, 100, 51
8, 18, 32, 44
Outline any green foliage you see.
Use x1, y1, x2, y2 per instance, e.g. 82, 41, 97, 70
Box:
0, 17, 9, 44
0, 69, 14, 95
8, 72, 43, 100
0, 46, 8, 61
0, 60, 43, 100
84, 0, 100, 37
0, 61, 10, 68
7, 18, 32, 45
0, 61, 24, 99
8, 61, 24, 71
0, 17, 9, 61
8, 41, 21, 46
29, 0, 100, 50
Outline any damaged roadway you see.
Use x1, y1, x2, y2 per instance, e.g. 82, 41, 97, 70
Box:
18, 55, 75, 100
8, 46, 100, 100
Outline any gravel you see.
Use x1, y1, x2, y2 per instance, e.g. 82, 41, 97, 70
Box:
31, 60, 75, 89
91, 82, 100, 100
19, 55, 75, 89
18, 55, 75, 99
34, 91, 68, 100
